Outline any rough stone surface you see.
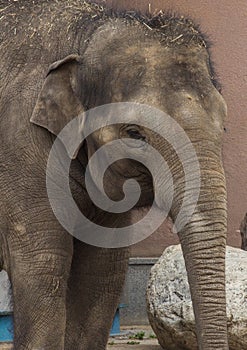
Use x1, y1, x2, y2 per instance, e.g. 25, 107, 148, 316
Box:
0, 271, 12, 314
147, 245, 247, 350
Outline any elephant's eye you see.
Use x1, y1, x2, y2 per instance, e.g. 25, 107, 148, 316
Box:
126, 129, 146, 142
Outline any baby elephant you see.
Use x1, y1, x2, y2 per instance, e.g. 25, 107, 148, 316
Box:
0, 1, 228, 349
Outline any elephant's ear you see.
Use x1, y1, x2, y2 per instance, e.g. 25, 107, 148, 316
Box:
30, 54, 84, 158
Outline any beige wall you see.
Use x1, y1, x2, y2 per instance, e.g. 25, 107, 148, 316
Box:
103, 0, 247, 256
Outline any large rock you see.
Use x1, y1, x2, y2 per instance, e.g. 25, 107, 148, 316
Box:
0, 270, 12, 313
147, 245, 247, 350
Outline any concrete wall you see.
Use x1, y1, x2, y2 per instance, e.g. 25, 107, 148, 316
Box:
103, 0, 247, 257
120, 258, 158, 325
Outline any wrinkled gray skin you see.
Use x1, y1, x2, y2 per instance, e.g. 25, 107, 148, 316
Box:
240, 213, 247, 250
0, 1, 228, 350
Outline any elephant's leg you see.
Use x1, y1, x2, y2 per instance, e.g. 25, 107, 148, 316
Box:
65, 239, 129, 350
8, 225, 73, 350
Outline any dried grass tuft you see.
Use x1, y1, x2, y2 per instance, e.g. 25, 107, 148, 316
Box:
137, 10, 207, 48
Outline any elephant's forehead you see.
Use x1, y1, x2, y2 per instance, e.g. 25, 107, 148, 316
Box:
85, 20, 208, 69
123, 43, 209, 82
116, 46, 211, 105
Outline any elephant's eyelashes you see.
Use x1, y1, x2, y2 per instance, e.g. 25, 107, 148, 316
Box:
126, 129, 146, 141
120, 126, 147, 148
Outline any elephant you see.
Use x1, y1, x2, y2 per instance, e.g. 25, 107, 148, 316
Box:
240, 213, 247, 250
0, 1, 228, 350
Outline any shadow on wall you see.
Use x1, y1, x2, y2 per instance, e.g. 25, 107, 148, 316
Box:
130, 210, 178, 257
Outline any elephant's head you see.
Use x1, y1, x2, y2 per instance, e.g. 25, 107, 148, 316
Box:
30, 17, 228, 349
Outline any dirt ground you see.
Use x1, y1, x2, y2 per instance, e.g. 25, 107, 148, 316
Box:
0, 345, 12, 350
0, 327, 163, 350
107, 340, 162, 350
107, 326, 162, 350
0, 342, 162, 350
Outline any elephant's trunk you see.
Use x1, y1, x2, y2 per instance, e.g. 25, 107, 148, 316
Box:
160, 145, 228, 349
179, 195, 228, 349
